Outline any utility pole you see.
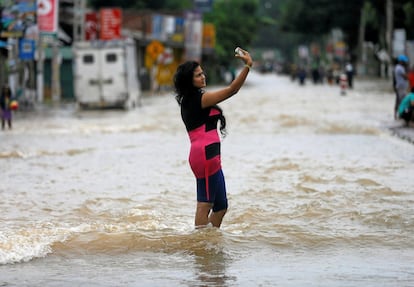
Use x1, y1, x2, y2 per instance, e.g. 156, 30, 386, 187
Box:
357, 2, 366, 75
385, 0, 393, 78
385, 0, 393, 60
36, 34, 44, 102
51, 33, 60, 102
0, 7, 5, 87
73, 0, 86, 42
49, 0, 61, 103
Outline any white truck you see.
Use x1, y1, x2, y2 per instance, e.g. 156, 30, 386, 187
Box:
73, 39, 141, 109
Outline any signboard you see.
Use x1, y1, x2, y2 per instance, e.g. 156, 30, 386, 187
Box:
184, 11, 202, 62
151, 15, 176, 42
85, 12, 98, 40
393, 29, 406, 58
298, 45, 309, 59
100, 8, 122, 40
335, 41, 346, 58
152, 14, 163, 40
163, 16, 175, 41
1, 0, 36, 38
310, 43, 320, 56
202, 23, 215, 49
170, 17, 184, 43
146, 40, 164, 61
37, 0, 59, 33
18, 38, 35, 60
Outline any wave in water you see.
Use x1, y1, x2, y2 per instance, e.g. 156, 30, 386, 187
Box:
0, 148, 95, 159
1, 184, 413, 265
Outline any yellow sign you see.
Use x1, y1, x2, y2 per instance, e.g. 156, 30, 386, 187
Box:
202, 23, 215, 49
146, 40, 164, 61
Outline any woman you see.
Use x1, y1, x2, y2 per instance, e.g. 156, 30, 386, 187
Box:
0, 84, 13, 130
393, 55, 409, 119
174, 48, 253, 228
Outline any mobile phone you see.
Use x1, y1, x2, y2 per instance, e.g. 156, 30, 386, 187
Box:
235, 47, 244, 56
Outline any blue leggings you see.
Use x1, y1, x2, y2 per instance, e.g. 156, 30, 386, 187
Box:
196, 169, 228, 212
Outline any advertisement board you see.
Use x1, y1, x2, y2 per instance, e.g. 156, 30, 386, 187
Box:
85, 12, 98, 41
184, 11, 202, 62
202, 23, 215, 49
100, 8, 122, 40
393, 29, 406, 58
1, 0, 36, 38
37, 0, 58, 33
18, 38, 35, 60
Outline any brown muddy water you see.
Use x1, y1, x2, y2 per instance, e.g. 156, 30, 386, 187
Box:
1, 72, 413, 286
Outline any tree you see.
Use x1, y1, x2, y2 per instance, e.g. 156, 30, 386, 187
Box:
252, 0, 315, 62
403, 2, 414, 36
88, 0, 192, 11
279, 0, 362, 56
278, 0, 413, 59
203, 0, 260, 64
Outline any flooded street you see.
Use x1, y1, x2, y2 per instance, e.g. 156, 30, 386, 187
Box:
1, 72, 414, 286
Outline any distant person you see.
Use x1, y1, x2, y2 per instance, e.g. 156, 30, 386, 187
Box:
297, 66, 306, 85
311, 58, 320, 84
345, 62, 354, 89
173, 47, 253, 228
326, 67, 334, 85
393, 54, 409, 119
0, 84, 13, 130
319, 64, 326, 84
339, 73, 348, 95
397, 91, 414, 126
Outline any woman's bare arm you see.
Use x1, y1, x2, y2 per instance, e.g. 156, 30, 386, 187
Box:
201, 48, 253, 108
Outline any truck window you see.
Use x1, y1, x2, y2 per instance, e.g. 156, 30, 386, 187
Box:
106, 53, 117, 63
83, 55, 94, 64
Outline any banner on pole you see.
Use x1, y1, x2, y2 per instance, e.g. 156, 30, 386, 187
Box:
85, 12, 98, 41
100, 8, 122, 40
184, 11, 202, 62
37, 0, 59, 33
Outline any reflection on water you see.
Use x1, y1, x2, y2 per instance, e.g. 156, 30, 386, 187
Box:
192, 246, 234, 287
1, 73, 414, 286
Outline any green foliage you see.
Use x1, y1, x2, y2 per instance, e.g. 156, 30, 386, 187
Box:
88, 0, 192, 10
162, 0, 192, 10
403, 2, 414, 38
363, 1, 378, 29
278, 0, 414, 53
203, 0, 260, 64
280, 0, 361, 35
278, 0, 364, 56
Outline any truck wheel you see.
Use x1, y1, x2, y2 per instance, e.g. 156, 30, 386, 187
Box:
123, 100, 133, 110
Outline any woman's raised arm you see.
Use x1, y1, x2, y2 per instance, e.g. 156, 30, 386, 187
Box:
201, 47, 253, 108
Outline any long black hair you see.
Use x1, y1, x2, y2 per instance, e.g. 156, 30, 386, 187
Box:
174, 61, 227, 136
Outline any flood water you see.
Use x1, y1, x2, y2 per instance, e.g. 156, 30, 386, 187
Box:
1, 72, 413, 286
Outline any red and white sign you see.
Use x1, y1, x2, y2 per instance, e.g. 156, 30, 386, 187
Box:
37, 0, 58, 33
100, 8, 122, 40
85, 12, 98, 40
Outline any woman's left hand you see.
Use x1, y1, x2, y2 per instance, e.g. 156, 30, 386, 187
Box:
235, 47, 253, 67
